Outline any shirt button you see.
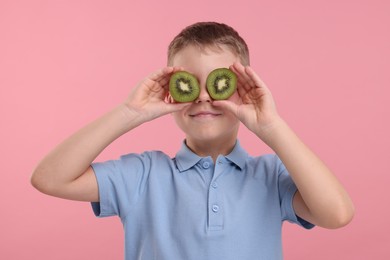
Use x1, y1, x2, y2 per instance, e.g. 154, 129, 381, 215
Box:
212, 182, 218, 188
212, 204, 219, 213
202, 162, 210, 169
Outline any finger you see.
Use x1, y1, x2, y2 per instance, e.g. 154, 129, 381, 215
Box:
244, 66, 268, 89
159, 66, 185, 87
231, 62, 253, 85
229, 71, 247, 98
230, 63, 249, 86
236, 82, 248, 98
159, 76, 171, 89
146, 67, 176, 93
230, 63, 253, 91
172, 66, 185, 73
148, 69, 165, 82
149, 67, 174, 82
163, 102, 192, 114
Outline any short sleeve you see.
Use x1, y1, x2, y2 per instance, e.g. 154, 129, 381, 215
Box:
90, 152, 152, 219
276, 157, 315, 229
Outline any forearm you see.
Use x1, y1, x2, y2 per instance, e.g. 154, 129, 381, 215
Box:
32, 104, 144, 188
258, 118, 354, 228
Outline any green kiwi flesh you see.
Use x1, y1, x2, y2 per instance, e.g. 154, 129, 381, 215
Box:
206, 68, 237, 100
169, 71, 200, 102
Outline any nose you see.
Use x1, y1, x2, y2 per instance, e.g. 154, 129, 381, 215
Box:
195, 84, 212, 103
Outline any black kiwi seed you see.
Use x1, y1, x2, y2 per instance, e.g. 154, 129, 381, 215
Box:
206, 68, 237, 100
169, 71, 200, 102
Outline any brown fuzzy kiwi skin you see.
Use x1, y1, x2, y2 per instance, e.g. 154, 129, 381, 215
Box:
206, 68, 237, 100
169, 71, 200, 103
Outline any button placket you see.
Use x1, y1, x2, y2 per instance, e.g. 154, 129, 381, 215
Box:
207, 155, 225, 231
198, 158, 213, 186
202, 161, 210, 169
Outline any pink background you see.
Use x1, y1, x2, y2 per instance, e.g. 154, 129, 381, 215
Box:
1, 0, 389, 259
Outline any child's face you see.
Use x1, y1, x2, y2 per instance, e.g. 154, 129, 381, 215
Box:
170, 44, 241, 145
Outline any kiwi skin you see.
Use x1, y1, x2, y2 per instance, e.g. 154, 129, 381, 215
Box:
169, 71, 200, 103
206, 68, 237, 100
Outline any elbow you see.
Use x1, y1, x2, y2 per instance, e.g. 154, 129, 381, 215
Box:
323, 202, 355, 229
30, 173, 44, 193
30, 165, 54, 195
337, 205, 355, 228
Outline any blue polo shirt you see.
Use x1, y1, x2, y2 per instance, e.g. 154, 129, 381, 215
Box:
91, 140, 314, 259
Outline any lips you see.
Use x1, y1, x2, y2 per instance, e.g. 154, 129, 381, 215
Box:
189, 110, 222, 117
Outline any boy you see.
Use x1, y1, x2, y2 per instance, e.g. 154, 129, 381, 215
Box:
31, 22, 354, 259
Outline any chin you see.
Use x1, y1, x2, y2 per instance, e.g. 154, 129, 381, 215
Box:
194, 129, 238, 143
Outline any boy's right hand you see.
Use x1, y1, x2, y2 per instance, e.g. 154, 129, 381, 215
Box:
31, 67, 190, 202
123, 67, 191, 123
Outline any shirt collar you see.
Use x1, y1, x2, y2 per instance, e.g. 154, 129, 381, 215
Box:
175, 140, 248, 172
225, 140, 247, 170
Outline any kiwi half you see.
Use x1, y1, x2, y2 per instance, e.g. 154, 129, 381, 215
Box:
169, 71, 200, 102
206, 68, 237, 100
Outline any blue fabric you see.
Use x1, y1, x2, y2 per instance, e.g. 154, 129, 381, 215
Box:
91, 140, 314, 260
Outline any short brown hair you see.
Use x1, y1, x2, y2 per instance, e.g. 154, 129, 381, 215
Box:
167, 22, 250, 66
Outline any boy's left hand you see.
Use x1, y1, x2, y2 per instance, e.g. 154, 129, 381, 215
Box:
214, 65, 355, 229
213, 62, 282, 138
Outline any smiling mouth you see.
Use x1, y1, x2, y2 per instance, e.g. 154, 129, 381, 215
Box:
189, 111, 222, 118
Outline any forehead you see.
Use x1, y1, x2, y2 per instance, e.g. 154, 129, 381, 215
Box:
170, 44, 239, 69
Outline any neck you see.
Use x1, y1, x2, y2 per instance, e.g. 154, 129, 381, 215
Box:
186, 137, 237, 162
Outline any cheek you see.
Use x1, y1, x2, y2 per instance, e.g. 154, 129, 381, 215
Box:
172, 111, 187, 129
171, 111, 181, 122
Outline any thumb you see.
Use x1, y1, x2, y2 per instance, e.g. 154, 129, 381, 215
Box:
163, 102, 191, 114
212, 100, 238, 117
